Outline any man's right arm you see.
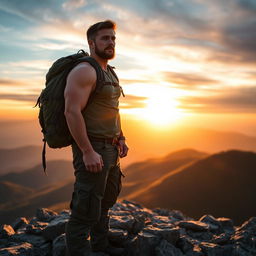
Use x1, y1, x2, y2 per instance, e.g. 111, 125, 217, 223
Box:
64, 63, 103, 172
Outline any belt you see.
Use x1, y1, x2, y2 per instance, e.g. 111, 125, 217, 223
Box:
88, 136, 118, 145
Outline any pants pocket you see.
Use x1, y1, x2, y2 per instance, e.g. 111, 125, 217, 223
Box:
76, 189, 90, 216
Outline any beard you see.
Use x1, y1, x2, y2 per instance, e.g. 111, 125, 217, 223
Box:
95, 44, 115, 60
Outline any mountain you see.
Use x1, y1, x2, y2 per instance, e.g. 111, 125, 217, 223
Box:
127, 150, 256, 225
0, 160, 74, 189
120, 148, 208, 197
0, 145, 72, 175
1, 119, 256, 168
0, 181, 34, 204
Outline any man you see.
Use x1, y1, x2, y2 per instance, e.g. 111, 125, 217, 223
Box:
64, 20, 128, 256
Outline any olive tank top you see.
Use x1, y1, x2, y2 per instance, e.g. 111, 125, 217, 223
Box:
82, 65, 121, 138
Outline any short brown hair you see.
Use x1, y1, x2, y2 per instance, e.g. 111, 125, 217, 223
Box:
87, 20, 116, 41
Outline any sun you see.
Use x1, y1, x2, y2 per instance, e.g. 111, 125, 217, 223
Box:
143, 93, 183, 127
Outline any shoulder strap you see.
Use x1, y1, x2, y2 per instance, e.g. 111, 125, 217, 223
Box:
107, 65, 119, 82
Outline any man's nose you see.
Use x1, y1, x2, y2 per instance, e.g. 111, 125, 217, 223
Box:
108, 39, 115, 46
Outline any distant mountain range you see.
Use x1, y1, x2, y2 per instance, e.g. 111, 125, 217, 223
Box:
1, 119, 256, 167
0, 148, 255, 226
0, 145, 72, 175
126, 149, 256, 225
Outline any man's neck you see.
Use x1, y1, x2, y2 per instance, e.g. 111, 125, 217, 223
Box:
90, 53, 108, 71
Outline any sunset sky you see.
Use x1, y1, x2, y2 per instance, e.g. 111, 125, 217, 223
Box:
0, 0, 256, 136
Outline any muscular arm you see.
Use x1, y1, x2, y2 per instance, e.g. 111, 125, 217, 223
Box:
64, 63, 103, 172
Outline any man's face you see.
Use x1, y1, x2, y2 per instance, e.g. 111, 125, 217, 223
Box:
93, 28, 116, 59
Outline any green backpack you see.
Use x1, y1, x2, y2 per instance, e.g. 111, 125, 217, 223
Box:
35, 49, 119, 174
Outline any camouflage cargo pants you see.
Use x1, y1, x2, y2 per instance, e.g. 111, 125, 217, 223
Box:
65, 140, 124, 256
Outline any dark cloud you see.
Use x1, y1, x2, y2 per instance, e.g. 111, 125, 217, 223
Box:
163, 72, 218, 88
178, 86, 256, 113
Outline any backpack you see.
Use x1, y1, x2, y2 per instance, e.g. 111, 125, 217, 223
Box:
34, 49, 119, 174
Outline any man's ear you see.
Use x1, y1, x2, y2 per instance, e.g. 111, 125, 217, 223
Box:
88, 39, 95, 50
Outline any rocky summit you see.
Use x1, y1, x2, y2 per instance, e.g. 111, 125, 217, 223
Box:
0, 200, 255, 256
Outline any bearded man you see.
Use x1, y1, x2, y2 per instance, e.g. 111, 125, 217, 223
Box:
64, 20, 128, 256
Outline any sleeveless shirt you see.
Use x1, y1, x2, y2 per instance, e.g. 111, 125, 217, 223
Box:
82, 65, 121, 138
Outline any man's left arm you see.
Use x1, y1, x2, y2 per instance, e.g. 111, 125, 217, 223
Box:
117, 113, 129, 158
118, 130, 129, 158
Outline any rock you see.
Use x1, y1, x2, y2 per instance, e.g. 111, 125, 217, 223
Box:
11, 233, 47, 247
199, 242, 233, 256
176, 235, 195, 253
108, 228, 129, 245
109, 215, 135, 233
36, 208, 58, 222
238, 217, 256, 233
0, 242, 33, 255
125, 231, 161, 256
52, 233, 66, 256
186, 230, 214, 241
185, 244, 204, 256
143, 226, 180, 244
41, 218, 67, 241
217, 217, 234, 233
25, 222, 48, 235
211, 232, 232, 245
0, 201, 256, 256
11, 217, 29, 231
178, 221, 209, 232
199, 215, 222, 233
155, 239, 184, 256
0, 225, 15, 239
32, 242, 52, 256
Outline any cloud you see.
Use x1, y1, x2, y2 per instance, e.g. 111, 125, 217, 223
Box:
163, 72, 218, 88
120, 94, 147, 109
178, 86, 256, 113
62, 0, 87, 10
0, 93, 38, 103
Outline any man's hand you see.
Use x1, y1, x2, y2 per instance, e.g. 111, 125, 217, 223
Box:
83, 150, 104, 172
117, 139, 129, 158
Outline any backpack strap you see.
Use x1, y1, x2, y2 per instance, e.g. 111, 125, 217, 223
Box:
107, 65, 125, 97
107, 65, 119, 82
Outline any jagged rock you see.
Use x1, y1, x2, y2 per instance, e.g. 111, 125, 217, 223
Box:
199, 242, 233, 256
109, 215, 136, 233
52, 233, 66, 256
11, 217, 29, 232
108, 228, 129, 245
217, 217, 234, 233
143, 226, 180, 244
211, 232, 232, 245
1, 202, 256, 256
176, 235, 195, 253
0, 242, 33, 255
185, 244, 204, 256
199, 215, 222, 233
125, 231, 161, 256
155, 239, 184, 256
32, 242, 52, 256
11, 233, 48, 248
36, 208, 58, 222
178, 220, 209, 231
232, 243, 254, 256
186, 230, 214, 241
0, 225, 15, 239
238, 217, 256, 233
41, 218, 68, 241
25, 222, 48, 235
